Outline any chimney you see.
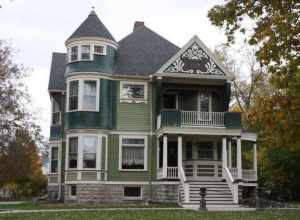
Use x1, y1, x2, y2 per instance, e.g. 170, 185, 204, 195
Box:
133, 21, 144, 31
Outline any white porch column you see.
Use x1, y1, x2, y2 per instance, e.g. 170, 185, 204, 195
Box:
237, 137, 242, 179
177, 135, 182, 169
222, 137, 227, 178
228, 139, 232, 168
163, 135, 168, 178
253, 143, 257, 171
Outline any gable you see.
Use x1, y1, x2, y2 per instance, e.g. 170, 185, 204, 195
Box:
156, 36, 229, 78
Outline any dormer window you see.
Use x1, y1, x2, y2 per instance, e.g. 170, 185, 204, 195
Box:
67, 44, 107, 63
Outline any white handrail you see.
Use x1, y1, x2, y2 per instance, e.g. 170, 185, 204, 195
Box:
178, 165, 186, 183
178, 165, 189, 203
157, 114, 161, 129
224, 167, 239, 204
181, 111, 225, 127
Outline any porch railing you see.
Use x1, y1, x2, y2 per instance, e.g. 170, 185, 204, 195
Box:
183, 160, 222, 178
229, 168, 257, 181
181, 111, 225, 127
224, 167, 239, 204
167, 167, 178, 179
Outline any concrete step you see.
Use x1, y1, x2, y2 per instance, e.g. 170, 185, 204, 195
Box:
190, 194, 233, 198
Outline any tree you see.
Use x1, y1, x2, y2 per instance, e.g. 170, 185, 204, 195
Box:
0, 41, 40, 153
208, 1, 300, 200
208, 1, 300, 96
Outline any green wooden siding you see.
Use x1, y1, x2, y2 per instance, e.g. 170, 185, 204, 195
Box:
65, 79, 115, 130
65, 45, 117, 74
224, 112, 241, 129
101, 136, 106, 170
116, 81, 152, 131
107, 134, 153, 181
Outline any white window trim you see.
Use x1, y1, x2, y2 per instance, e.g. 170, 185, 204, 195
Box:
50, 97, 61, 125
93, 44, 107, 55
120, 81, 148, 103
65, 133, 102, 171
162, 92, 179, 110
66, 78, 100, 112
123, 186, 143, 200
67, 43, 107, 63
49, 145, 61, 175
119, 135, 148, 171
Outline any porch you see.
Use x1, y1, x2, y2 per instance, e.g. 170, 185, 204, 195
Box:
156, 134, 257, 182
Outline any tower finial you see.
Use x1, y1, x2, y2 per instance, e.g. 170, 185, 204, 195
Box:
90, 6, 96, 15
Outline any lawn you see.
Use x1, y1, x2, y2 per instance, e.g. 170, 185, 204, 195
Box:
1, 209, 300, 220
0, 201, 178, 210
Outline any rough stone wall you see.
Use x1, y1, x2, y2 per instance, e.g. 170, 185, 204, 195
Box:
64, 183, 179, 204
48, 185, 59, 200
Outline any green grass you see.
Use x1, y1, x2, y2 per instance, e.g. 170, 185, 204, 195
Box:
0, 201, 178, 210
1, 210, 300, 220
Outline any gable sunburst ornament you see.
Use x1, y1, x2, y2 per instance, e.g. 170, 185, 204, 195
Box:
164, 43, 224, 75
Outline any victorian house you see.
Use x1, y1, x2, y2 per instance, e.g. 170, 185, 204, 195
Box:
48, 10, 258, 210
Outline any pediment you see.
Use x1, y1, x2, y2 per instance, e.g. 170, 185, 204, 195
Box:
156, 36, 229, 77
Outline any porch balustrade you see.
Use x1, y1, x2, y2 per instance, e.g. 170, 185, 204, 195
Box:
181, 111, 224, 127
229, 167, 257, 181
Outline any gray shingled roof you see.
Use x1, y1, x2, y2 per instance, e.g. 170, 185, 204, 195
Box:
67, 11, 116, 42
114, 26, 179, 75
48, 52, 66, 91
48, 24, 180, 91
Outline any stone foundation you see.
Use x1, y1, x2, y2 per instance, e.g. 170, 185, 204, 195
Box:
47, 185, 59, 200
64, 183, 179, 204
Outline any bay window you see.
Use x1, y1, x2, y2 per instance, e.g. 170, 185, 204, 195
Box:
82, 136, 97, 169
71, 46, 78, 62
81, 45, 91, 60
120, 82, 147, 102
67, 79, 99, 112
50, 146, 59, 173
83, 81, 97, 111
69, 81, 79, 111
68, 44, 106, 63
68, 137, 78, 169
120, 136, 147, 170
51, 99, 60, 125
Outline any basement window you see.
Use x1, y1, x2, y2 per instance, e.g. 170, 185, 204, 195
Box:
70, 185, 77, 197
123, 186, 142, 199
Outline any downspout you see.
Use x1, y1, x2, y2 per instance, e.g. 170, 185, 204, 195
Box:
58, 91, 65, 201
148, 75, 154, 203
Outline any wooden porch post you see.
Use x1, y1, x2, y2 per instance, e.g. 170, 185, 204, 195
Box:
237, 137, 242, 179
163, 135, 168, 178
222, 136, 227, 178
228, 139, 232, 168
177, 135, 182, 169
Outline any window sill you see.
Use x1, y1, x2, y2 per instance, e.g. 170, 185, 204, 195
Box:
120, 99, 148, 104
119, 169, 148, 172
123, 197, 143, 201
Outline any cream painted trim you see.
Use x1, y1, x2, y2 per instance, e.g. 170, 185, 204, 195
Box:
155, 35, 232, 79
65, 72, 151, 81
65, 133, 106, 171
156, 73, 229, 80
66, 77, 100, 112
110, 131, 151, 135
48, 183, 60, 186
241, 132, 257, 142
118, 135, 148, 172
65, 37, 119, 49
119, 81, 148, 103
156, 127, 242, 138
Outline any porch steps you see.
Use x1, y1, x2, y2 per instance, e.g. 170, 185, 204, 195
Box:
181, 179, 240, 210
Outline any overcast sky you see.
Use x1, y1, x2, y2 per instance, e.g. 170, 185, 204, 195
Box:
0, 0, 228, 138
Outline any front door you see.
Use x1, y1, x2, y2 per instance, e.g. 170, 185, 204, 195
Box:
168, 141, 178, 167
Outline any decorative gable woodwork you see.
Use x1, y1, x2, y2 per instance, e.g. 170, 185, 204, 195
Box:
157, 36, 228, 77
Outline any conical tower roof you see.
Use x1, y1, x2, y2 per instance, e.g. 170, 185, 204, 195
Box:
67, 10, 116, 42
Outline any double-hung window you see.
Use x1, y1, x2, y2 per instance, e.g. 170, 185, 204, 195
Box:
120, 136, 147, 170
83, 81, 97, 111
70, 46, 78, 62
82, 136, 97, 169
69, 81, 79, 111
197, 92, 212, 120
120, 82, 147, 102
81, 45, 91, 60
68, 137, 78, 169
67, 79, 99, 112
51, 99, 60, 125
50, 146, 59, 173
